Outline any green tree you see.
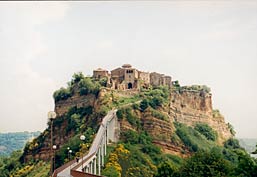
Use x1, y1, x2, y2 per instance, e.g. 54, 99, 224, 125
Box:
224, 138, 241, 149
71, 72, 84, 85
234, 151, 257, 177
180, 150, 232, 177
154, 161, 178, 177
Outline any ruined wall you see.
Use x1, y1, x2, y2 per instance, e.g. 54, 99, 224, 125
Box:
139, 71, 150, 84
150, 72, 162, 87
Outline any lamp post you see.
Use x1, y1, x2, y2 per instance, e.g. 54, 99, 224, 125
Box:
80, 135, 85, 172
69, 149, 72, 175
48, 111, 56, 176
53, 145, 57, 172
69, 149, 72, 160
67, 147, 70, 160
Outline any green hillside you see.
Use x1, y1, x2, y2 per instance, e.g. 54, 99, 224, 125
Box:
0, 73, 256, 177
0, 132, 40, 156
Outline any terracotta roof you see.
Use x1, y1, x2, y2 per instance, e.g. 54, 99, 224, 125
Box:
94, 68, 107, 71
122, 64, 132, 68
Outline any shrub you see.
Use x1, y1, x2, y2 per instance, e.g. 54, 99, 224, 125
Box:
102, 166, 120, 177
180, 150, 232, 177
53, 87, 72, 102
140, 99, 149, 111
117, 107, 141, 128
151, 109, 168, 121
175, 123, 215, 152
97, 105, 109, 117
154, 161, 179, 177
116, 109, 124, 120
99, 77, 108, 87
149, 96, 164, 109
224, 138, 241, 149
141, 144, 161, 156
78, 77, 96, 95
227, 123, 236, 136
121, 130, 139, 144
194, 123, 217, 141
71, 72, 84, 85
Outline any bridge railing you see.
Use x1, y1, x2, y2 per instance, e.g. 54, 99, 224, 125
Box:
54, 109, 118, 177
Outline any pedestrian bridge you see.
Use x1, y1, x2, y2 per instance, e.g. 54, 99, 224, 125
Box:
53, 109, 120, 177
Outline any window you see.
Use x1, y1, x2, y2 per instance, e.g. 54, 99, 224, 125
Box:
126, 70, 133, 73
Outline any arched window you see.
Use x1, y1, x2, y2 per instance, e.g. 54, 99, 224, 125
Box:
128, 83, 133, 89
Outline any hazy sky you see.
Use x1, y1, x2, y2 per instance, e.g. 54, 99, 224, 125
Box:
0, 1, 256, 138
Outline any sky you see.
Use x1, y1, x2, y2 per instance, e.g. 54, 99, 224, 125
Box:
0, 1, 256, 138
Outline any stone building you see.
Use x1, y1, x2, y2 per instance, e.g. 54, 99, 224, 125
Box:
93, 64, 172, 90
150, 72, 172, 88
110, 64, 139, 90
93, 68, 109, 80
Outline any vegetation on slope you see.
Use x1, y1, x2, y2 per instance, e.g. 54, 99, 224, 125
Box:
0, 131, 40, 156
0, 150, 50, 177
53, 72, 106, 102
103, 124, 257, 177
1, 72, 256, 177
105, 101, 257, 177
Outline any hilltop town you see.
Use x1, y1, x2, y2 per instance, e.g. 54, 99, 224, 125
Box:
4, 63, 253, 177
93, 64, 172, 90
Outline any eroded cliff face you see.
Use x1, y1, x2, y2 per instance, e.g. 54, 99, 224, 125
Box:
169, 90, 232, 144
55, 93, 96, 116
25, 87, 232, 161
24, 92, 97, 162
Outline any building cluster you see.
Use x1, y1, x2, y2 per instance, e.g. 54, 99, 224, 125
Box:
93, 64, 172, 90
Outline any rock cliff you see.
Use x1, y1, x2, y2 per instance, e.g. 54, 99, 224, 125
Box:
169, 90, 232, 144
24, 85, 232, 162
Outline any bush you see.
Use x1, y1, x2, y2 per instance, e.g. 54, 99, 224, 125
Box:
140, 99, 149, 111
181, 85, 211, 93
71, 72, 84, 85
224, 138, 241, 149
99, 77, 108, 87
149, 96, 164, 109
151, 109, 168, 121
194, 123, 217, 141
176, 126, 199, 152
121, 130, 139, 144
53, 87, 72, 102
180, 150, 232, 177
79, 77, 100, 95
227, 123, 236, 136
102, 166, 120, 177
141, 144, 161, 156
175, 123, 215, 153
154, 161, 179, 177
173, 80, 180, 88
116, 109, 124, 120
117, 107, 141, 128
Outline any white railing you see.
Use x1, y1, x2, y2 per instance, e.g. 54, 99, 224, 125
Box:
54, 109, 119, 177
